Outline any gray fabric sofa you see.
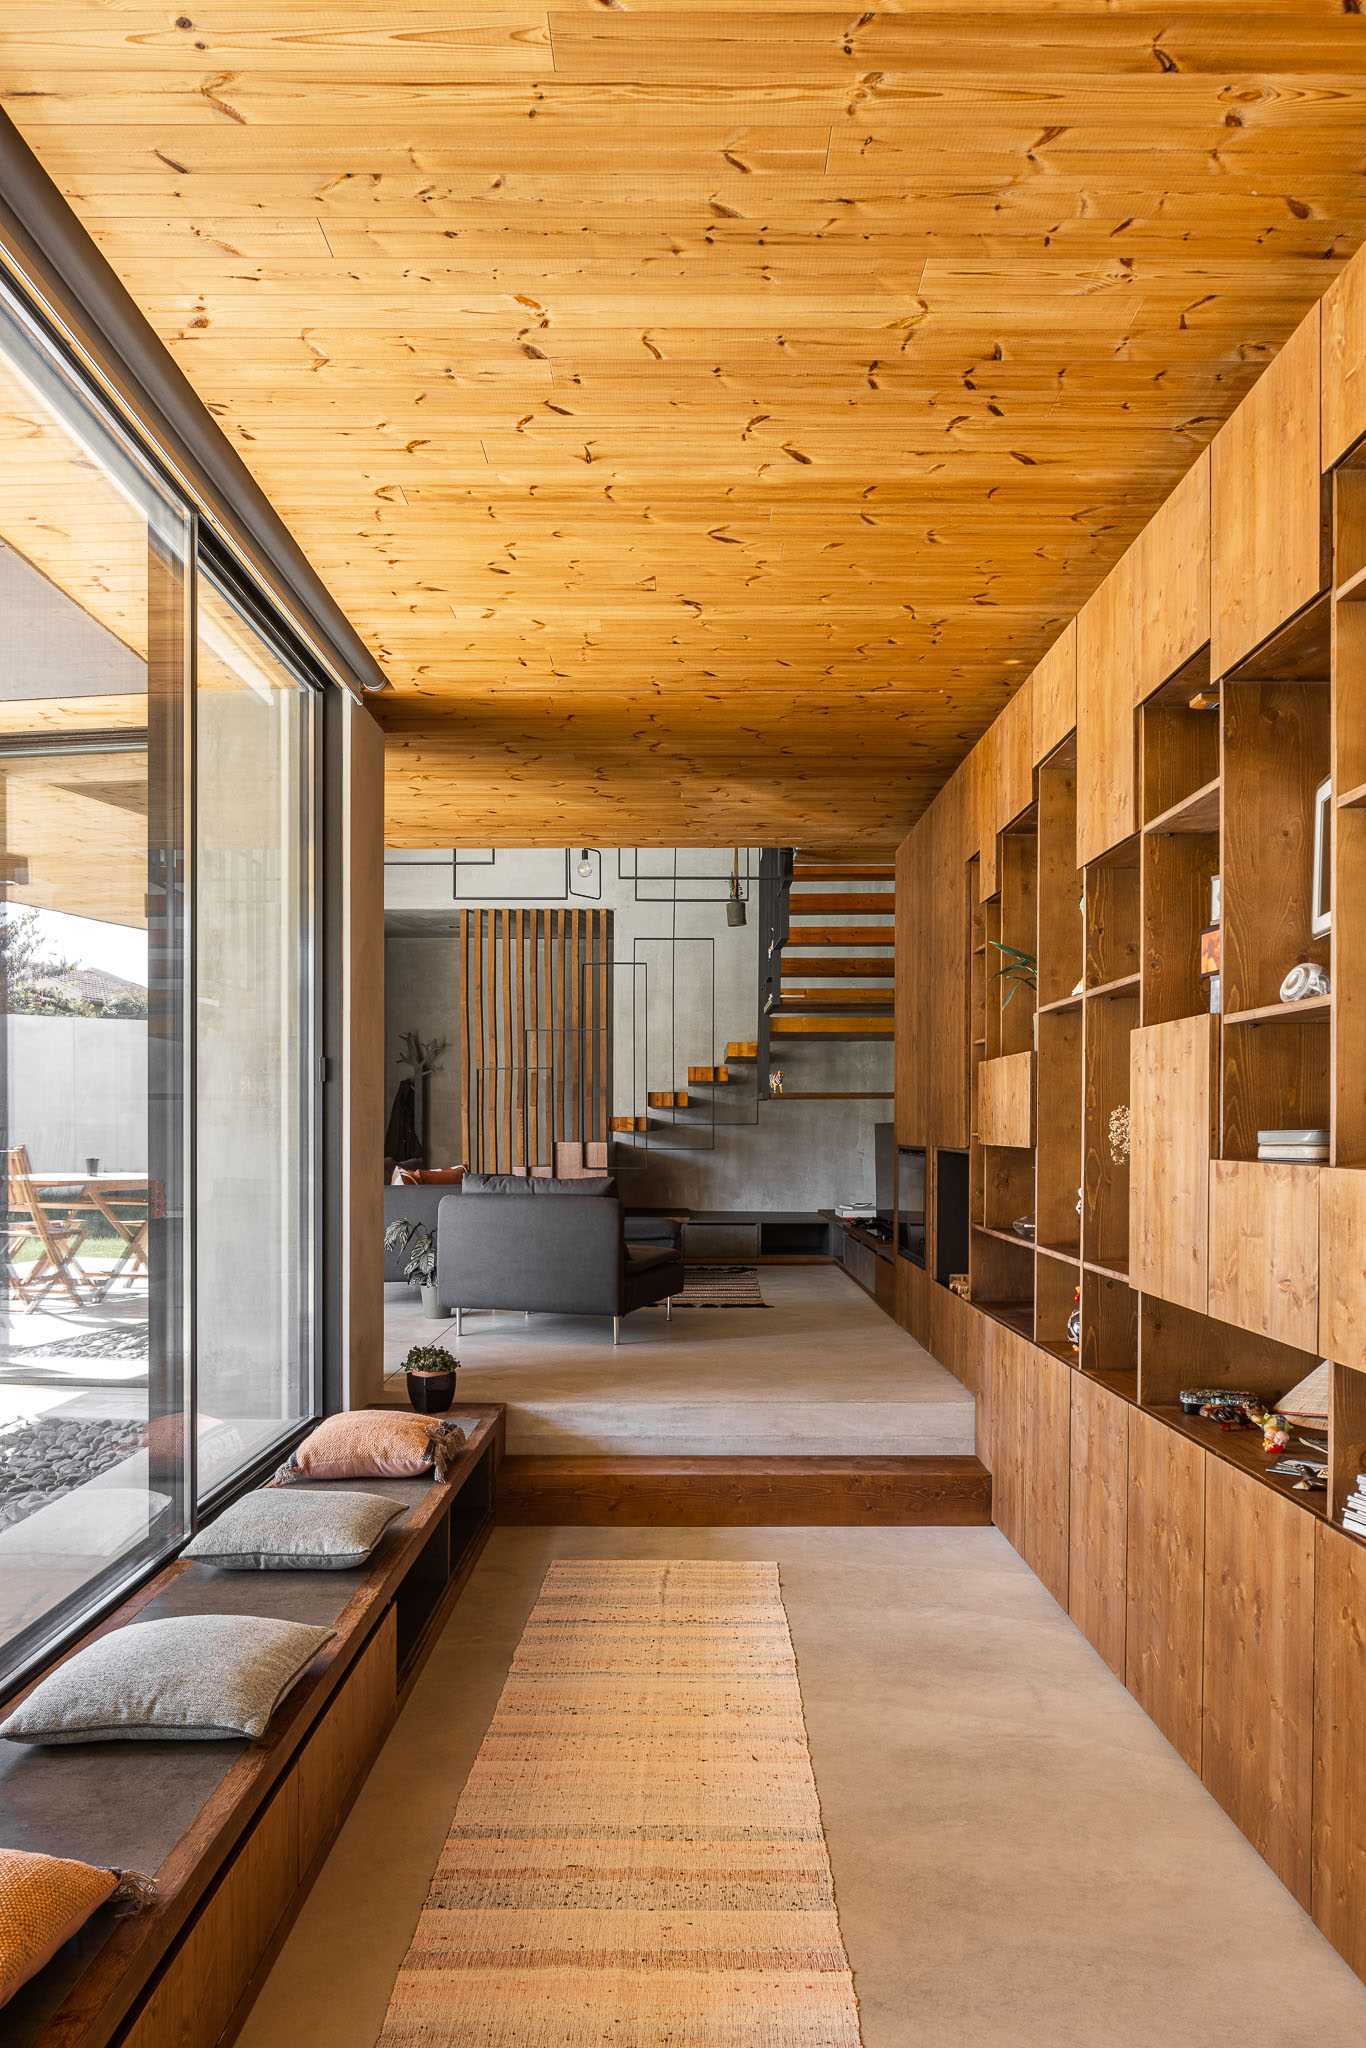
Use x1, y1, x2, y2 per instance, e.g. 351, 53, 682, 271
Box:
435, 1182, 683, 1342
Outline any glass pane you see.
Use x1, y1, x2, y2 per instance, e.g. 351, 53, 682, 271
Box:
0, 286, 189, 1684
195, 575, 315, 1492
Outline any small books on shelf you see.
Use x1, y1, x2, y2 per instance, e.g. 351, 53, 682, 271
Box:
1343, 1478, 1366, 1537
1257, 1126, 1328, 1163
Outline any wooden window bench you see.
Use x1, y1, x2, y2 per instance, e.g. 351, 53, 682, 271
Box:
0, 1404, 505, 2048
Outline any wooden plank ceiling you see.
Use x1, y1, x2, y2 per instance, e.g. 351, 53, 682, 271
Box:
5, 4, 1366, 847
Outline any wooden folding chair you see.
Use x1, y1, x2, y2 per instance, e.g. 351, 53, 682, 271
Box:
3, 1146, 97, 1310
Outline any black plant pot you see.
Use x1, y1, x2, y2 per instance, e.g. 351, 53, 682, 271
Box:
406, 1369, 457, 1415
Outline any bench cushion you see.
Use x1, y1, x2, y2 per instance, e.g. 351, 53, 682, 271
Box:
0, 1615, 332, 1746
182, 1490, 405, 1571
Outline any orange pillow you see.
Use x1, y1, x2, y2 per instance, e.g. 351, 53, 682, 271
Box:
0, 1849, 152, 2008
269, 1413, 464, 1485
391, 1165, 465, 1186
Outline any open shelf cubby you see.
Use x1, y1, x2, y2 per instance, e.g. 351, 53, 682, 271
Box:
1082, 980, 1137, 1275
1140, 651, 1219, 826
1084, 836, 1140, 991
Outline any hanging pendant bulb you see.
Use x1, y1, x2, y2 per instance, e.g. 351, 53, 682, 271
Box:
726, 847, 747, 926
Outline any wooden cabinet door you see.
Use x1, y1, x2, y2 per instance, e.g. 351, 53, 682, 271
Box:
1322, 252, 1366, 469
1312, 1521, 1366, 1977
1126, 1407, 1205, 1772
1202, 1458, 1315, 1904
977, 1050, 1032, 1149
1211, 304, 1326, 677
1032, 621, 1077, 768
1129, 1015, 1218, 1314
994, 677, 1033, 834
1129, 450, 1210, 701
1023, 1344, 1071, 1610
1208, 1160, 1319, 1352
1076, 566, 1137, 867
1319, 1167, 1366, 1370
973, 720, 1000, 900
1068, 1371, 1128, 1678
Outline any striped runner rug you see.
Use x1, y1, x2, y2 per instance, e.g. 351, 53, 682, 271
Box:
376, 1558, 861, 2046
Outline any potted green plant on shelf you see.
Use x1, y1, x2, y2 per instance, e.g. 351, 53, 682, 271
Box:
402, 1342, 459, 1414
987, 939, 1037, 1007
383, 1217, 447, 1320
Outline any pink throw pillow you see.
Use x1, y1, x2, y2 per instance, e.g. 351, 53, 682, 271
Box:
269, 1413, 463, 1485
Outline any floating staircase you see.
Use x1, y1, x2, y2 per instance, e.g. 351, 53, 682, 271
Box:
767, 856, 895, 1046
608, 851, 895, 1139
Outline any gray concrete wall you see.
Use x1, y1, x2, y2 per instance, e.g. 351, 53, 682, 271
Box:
384, 850, 893, 1214
6, 1015, 146, 1170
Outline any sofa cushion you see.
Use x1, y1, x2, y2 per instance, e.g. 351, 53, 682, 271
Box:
462, 1173, 532, 1196
625, 1244, 675, 1275
0, 1615, 332, 1745
182, 1489, 406, 1571
531, 1176, 615, 1197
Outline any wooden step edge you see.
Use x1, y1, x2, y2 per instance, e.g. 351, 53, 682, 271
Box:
687, 1065, 731, 1084
791, 863, 896, 881
646, 1090, 689, 1108
725, 1042, 758, 1059
778, 928, 896, 946
495, 1454, 991, 1528
609, 1115, 649, 1133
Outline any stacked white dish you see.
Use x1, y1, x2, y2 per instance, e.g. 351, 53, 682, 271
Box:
1257, 1126, 1328, 1163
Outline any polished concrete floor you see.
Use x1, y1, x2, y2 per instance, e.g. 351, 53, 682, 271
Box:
382, 1264, 977, 1456
239, 1525, 1366, 2048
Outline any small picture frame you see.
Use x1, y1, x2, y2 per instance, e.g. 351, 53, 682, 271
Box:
1209, 873, 1221, 927
1199, 926, 1222, 978
1311, 778, 1332, 937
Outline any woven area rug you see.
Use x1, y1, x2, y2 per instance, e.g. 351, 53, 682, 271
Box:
376, 1559, 861, 2047
668, 1265, 767, 1309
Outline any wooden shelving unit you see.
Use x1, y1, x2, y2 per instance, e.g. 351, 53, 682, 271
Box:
901, 277, 1366, 1988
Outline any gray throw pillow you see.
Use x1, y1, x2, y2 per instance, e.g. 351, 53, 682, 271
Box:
182, 1489, 405, 1571
461, 1173, 531, 1195
0, 1615, 332, 1745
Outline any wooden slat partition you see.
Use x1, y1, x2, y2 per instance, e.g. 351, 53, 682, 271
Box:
458, 907, 613, 1172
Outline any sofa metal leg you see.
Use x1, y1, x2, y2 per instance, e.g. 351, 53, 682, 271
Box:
612, 1316, 621, 1345
455, 1307, 462, 1340
666, 1297, 672, 1322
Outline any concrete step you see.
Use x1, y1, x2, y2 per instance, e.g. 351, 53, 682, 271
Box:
496, 1455, 991, 1527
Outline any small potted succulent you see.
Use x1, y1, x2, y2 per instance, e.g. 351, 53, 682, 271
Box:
384, 1217, 446, 1319
402, 1342, 459, 1414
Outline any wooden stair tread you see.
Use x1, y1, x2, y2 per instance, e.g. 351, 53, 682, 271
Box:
779, 988, 895, 1006
781, 956, 894, 978
776, 927, 895, 947
725, 1040, 758, 1059
787, 891, 895, 914
496, 1454, 991, 1528
646, 1089, 689, 1108
687, 1065, 731, 1084
791, 863, 895, 881
609, 1115, 648, 1132
771, 1015, 893, 1036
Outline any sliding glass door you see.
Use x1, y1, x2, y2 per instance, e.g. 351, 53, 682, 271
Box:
0, 270, 325, 1684
194, 572, 317, 1500
0, 278, 191, 1677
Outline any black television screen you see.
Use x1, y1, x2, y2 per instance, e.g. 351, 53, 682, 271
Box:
898, 1147, 926, 1266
